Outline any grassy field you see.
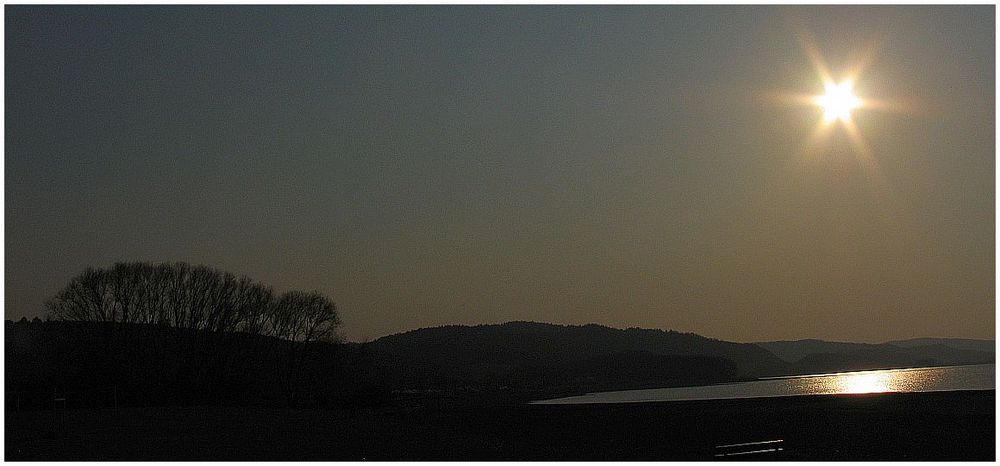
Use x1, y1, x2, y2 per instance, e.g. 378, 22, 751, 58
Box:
6, 390, 994, 460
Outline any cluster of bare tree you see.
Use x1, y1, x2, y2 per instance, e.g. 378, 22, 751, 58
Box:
46, 262, 339, 344
31, 262, 349, 406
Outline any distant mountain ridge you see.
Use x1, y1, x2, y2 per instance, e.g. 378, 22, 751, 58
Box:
886, 338, 995, 353
756, 339, 887, 363
757, 338, 994, 374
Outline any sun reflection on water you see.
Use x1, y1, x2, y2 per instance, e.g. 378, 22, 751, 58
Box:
836, 372, 892, 394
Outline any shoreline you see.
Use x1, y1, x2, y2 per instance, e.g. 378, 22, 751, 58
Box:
532, 386, 996, 405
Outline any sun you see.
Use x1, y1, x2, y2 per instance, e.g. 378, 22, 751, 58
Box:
815, 80, 862, 123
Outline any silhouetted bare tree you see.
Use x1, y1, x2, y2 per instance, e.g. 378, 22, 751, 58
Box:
46, 261, 339, 344
44, 262, 342, 405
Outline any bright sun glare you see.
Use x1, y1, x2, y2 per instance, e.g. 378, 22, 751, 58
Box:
816, 80, 862, 123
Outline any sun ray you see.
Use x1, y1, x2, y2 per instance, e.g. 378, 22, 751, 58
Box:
793, 28, 834, 86
842, 118, 892, 203
760, 90, 825, 108
797, 119, 834, 159
839, 37, 884, 88
860, 96, 928, 117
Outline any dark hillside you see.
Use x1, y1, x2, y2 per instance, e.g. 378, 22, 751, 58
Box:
7, 320, 746, 406
370, 322, 789, 388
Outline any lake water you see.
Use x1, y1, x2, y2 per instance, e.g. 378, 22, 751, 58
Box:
533, 364, 995, 404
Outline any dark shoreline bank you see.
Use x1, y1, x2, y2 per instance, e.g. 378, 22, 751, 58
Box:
7, 389, 994, 460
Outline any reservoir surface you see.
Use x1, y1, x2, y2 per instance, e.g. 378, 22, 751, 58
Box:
534, 363, 995, 404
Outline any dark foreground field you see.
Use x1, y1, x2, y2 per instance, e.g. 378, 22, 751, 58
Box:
6, 390, 994, 460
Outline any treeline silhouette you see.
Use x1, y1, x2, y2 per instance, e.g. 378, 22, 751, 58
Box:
8, 319, 386, 409
46, 262, 338, 342
9, 262, 387, 409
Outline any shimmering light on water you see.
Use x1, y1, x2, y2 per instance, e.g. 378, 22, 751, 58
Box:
533, 364, 995, 404
838, 372, 891, 394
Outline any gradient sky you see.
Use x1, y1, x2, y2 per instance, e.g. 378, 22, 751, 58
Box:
6, 6, 994, 343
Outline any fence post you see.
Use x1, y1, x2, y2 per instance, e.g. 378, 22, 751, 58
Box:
53, 386, 67, 437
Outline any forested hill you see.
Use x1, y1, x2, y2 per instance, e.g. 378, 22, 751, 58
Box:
370, 321, 790, 380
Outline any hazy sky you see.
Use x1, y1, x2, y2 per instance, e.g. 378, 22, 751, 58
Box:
6, 6, 994, 343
